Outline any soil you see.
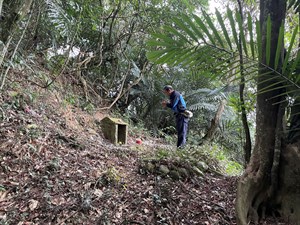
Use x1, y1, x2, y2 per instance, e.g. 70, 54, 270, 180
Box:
0, 88, 291, 225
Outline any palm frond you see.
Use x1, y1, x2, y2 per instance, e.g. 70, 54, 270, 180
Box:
189, 102, 218, 111
146, 8, 300, 101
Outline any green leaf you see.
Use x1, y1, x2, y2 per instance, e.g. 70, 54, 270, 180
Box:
193, 14, 216, 45
258, 84, 293, 95
282, 26, 298, 74
202, 10, 225, 48
256, 21, 262, 61
266, 15, 272, 65
258, 80, 286, 93
147, 39, 175, 47
247, 13, 255, 59
236, 10, 248, 56
274, 22, 284, 70
173, 17, 198, 43
163, 26, 191, 44
155, 49, 179, 64
146, 49, 173, 62
181, 14, 204, 41
151, 32, 175, 44
227, 8, 239, 51
216, 9, 232, 50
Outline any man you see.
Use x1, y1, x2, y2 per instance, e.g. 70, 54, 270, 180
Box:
162, 85, 189, 148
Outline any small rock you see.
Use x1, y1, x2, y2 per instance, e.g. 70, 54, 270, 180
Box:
197, 161, 209, 171
159, 165, 170, 175
145, 162, 155, 173
178, 167, 189, 178
192, 166, 204, 176
169, 170, 180, 180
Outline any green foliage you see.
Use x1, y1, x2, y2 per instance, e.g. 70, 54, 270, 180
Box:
97, 167, 125, 187
146, 8, 300, 99
0, 184, 6, 192
142, 143, 243, 176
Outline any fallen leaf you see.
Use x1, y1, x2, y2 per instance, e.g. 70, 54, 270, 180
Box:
51, 196, 66, 206
0, 191, 8, 201
144, 208, 149, 213
29, 199, 39, 211
84, 182, 92, 190
93, 189, 103, 198
0, 213, 7, 220
116, 211, 122, 219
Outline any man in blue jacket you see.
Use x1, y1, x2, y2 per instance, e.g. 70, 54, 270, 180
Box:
162, 85, 189, 148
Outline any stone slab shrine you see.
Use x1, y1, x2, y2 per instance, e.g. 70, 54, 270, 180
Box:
101, 117, 128, 145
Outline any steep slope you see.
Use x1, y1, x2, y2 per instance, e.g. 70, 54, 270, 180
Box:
0, 85, 285, 225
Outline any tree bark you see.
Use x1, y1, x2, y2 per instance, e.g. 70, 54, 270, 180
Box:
237, 0, 252, 165
202, 99, 226, 142
287, 98, 300, 144
236, 0, 287, 224
0, 0, 3, 16
0, 0, 33, 43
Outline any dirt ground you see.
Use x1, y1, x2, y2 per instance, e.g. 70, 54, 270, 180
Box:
0, 90, 290, 225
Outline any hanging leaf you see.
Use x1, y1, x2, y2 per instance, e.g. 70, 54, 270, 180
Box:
173, 17, 198, 43
266, 15, 272, 65
247, 13, 255, 59
202, 10, 225, 49
274, 22, 284, 70
193, 14, 216, 45
256, 21, 262, 61
216, 9, 233, 50
236, 10, 248, 56
227, 7, 239, 51
282, 26, 298, 74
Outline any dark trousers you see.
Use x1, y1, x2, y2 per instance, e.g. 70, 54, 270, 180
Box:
175, 114, 189, 148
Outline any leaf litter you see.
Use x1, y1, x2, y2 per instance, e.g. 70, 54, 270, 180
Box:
0, 91, 289, 225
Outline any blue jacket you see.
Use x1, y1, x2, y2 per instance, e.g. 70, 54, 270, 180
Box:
167, 90, 186, 113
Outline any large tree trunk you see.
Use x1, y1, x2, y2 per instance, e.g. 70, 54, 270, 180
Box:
236, 0, 287, 224
0, 0, 33, 43
276, 98, 300, 222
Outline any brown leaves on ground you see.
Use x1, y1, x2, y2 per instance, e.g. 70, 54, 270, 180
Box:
0, 92, 289, 225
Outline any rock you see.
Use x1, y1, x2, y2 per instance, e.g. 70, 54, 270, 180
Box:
169, 170, 180, 180
159, 165, 170, 175
192, 166, 204, 176
178, 167, 189, 178
197, 161, 209, 171
145, 162, 155, 173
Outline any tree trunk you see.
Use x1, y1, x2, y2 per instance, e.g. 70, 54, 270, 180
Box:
275, 98, 300, 223
0, 0, 3, 16
0, 0, 33, 43
236, 0, 287, 224
202, 99, 226, 142
237, 0, 252, 165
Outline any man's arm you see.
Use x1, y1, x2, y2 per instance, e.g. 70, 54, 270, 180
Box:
167, 95, 180, 111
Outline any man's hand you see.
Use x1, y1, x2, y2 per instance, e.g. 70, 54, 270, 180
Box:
162, 100, 167, 108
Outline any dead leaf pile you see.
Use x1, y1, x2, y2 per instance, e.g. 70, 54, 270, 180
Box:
0, 91, 288, 225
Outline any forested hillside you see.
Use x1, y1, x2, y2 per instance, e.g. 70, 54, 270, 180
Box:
1, 0, 300, 224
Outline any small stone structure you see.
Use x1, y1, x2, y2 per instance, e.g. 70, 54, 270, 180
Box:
101, 117, 128, 145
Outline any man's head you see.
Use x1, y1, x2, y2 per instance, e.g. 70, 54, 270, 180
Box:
163, 85, 174, 96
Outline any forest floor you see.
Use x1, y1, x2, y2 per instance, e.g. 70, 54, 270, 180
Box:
0, 85, 290, 225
